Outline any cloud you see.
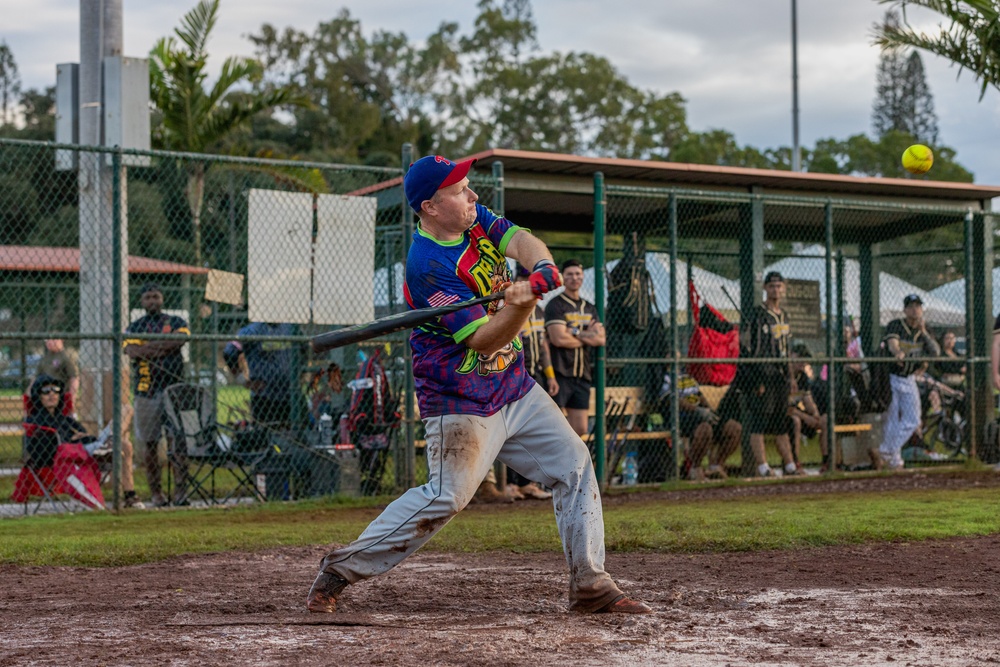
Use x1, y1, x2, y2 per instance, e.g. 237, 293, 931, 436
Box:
4, 0, 998, 185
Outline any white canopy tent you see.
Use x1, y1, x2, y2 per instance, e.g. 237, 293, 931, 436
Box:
540, 253, 742, 323
928, 268, 1000, 319
764, 245, 965, 327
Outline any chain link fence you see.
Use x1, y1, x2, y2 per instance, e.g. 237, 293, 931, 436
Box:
0, 138, 438, 514
1, 138, 993, 514
595, 182, 991, 486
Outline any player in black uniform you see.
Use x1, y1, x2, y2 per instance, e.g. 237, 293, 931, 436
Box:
742, 271, 800, 477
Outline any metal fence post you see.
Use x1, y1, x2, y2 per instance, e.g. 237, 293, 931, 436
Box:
111, 148, 123, 512
824, 202, 837, 471
401, 143, 416, 489
593, 172, 607, 485
668, 194, 680, 480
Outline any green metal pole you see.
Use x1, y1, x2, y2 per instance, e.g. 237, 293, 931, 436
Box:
964, 209, 978, 459
493, 159, 506, 490
824, 203, 837, 472
111, 149, 123, 512
593, 172, 607, 486
401, 143, 416, 489
668, 194, 679, 480
492, 161, 504, 215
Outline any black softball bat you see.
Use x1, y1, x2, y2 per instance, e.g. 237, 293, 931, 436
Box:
311, 289, 508, 353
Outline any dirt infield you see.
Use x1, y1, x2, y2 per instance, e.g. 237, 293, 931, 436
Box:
3, 473, 1000, 666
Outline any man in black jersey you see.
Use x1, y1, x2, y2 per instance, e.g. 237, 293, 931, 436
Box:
545, 259, 605, 437
742, 271, 799, 477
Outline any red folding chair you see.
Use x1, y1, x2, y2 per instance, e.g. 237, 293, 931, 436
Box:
11, 391, 106, 514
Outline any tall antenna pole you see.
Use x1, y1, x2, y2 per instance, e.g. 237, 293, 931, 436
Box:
79, 0, 125, 429
791, 0, 802, 172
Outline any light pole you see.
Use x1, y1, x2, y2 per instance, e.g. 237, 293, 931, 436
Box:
791, 0, 802, 172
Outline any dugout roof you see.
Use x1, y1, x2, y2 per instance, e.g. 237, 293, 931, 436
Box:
462, 149, 1000, 243
362, 149, 1000, 244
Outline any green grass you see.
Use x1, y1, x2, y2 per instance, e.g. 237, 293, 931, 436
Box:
3, 474, 1000, 567
217, 385, 251, 424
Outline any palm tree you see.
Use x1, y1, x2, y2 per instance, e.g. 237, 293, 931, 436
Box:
874, 0, 1000, 101
149, 0, 308, 266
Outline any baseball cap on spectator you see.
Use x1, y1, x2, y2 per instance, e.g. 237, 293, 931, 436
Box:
140, 282, 162, 296
903, 294, 923, 307
403, 155, 478, 213
763, 271, 784, 285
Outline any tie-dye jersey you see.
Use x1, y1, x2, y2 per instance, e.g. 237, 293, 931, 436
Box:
404, 203, 535, 418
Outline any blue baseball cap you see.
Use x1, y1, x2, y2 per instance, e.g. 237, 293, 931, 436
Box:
403, 155, 477, 213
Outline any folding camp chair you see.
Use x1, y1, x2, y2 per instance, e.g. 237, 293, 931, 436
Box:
162, 383, 267, 505
13, 424, 72, 514
12, 392, 106, 514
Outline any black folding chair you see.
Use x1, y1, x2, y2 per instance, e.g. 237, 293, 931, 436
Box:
162, 383, 267, 505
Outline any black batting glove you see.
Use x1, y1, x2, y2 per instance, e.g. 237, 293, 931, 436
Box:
528, 259, 562, 297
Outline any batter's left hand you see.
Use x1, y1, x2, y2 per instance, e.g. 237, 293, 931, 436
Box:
529, 260, 562, 297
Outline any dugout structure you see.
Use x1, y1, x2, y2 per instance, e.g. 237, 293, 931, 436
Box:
3, 136, 999, 511
433, 149, 1000, 481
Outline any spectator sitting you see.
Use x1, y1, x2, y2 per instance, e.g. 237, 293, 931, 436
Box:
26, 375, 94, 448
660, 370, 741, 481
787, 344, 829, 473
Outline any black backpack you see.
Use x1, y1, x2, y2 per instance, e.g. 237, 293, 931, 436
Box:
346, 349, 401, 450
607, 232, 655, 333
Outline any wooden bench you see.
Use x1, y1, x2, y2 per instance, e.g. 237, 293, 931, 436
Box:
833, 422, 874, 468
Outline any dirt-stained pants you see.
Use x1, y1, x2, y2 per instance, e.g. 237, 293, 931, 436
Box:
317, 383, 622, 612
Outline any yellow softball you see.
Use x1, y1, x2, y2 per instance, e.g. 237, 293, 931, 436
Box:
902, 144, 933, 175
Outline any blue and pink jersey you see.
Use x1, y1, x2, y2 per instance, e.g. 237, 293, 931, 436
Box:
404, 203, 535, 418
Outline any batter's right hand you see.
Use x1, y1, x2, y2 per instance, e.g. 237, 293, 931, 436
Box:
528, 261, 562, 297
504, 280, 538, 309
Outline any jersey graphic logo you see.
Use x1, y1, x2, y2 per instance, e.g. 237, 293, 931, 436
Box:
771, 322, 790, 339
456, 226, 509, 298
457, 336, 523, 376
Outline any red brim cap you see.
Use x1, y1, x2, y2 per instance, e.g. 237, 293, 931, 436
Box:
439, 158, 477, 190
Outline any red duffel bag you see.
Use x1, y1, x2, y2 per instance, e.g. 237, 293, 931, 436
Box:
687, 279, 738, 386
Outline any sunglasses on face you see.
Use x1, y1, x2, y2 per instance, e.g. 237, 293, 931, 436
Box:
40, 387, 61, 395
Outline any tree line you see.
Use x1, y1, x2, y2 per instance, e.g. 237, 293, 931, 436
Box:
0, 0, 996, 289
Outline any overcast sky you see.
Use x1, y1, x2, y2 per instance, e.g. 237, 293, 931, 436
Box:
4, 0, 1000, 185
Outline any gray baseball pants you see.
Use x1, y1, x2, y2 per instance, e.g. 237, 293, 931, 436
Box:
317, 382, 622, 612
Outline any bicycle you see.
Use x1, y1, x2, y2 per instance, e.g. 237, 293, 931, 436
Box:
919, 386, 967, 458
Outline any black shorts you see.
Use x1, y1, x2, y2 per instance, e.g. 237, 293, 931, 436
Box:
745, 374, 791, 436
553, 375, 591, 410
678, 409, 711, 439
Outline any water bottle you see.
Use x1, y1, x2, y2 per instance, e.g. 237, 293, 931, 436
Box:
319, 413, 333, 448
623, 451, 638, 486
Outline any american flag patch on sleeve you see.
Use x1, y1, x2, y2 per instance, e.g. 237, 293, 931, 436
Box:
427, 291, 460, 307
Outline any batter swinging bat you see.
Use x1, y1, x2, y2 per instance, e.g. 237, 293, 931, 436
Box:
311, 290, 507, 353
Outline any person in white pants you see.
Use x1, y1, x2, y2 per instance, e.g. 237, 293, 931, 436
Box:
879, 295, 940, 470
305, 155, 650, 615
